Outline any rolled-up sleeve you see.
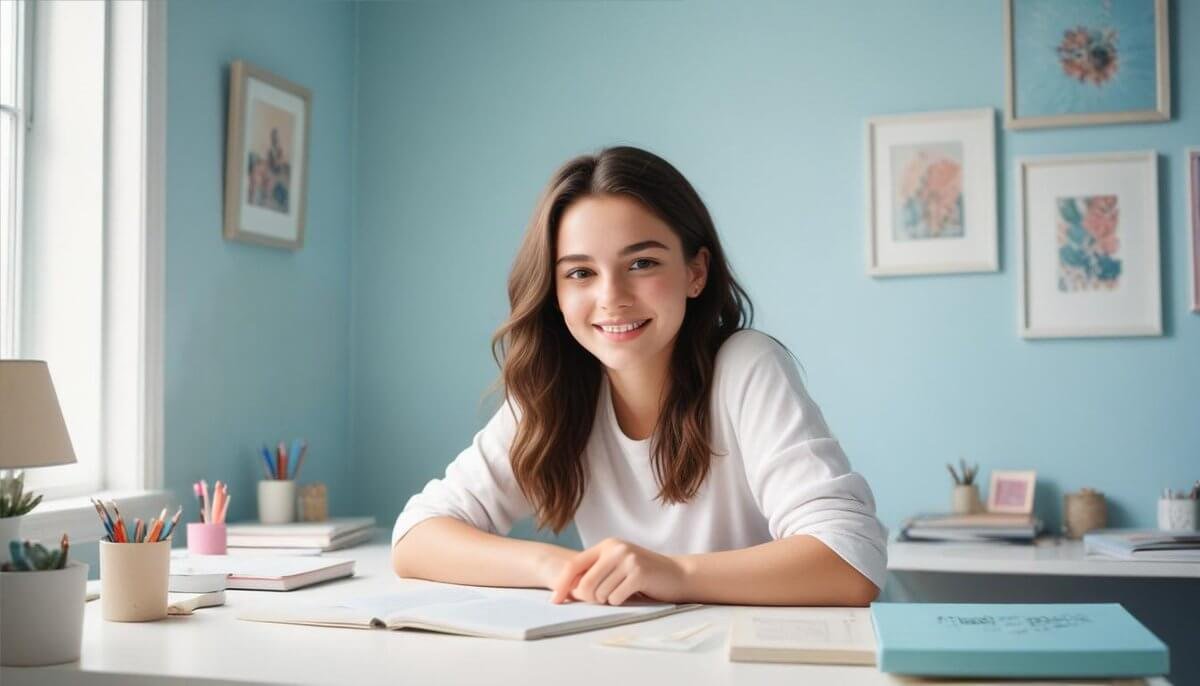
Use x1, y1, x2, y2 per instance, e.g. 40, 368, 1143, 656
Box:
391, 401, 533, 547
729, 336, 888, 591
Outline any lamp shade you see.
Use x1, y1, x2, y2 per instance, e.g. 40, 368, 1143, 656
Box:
0, 361, 77, 469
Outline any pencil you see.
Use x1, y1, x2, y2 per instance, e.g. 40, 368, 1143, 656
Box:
109, 500, 128, 543
293, 440, 308, 480
161, 506, 183, 540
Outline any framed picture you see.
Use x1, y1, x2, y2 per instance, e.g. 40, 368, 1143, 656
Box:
1017, 151, 1161, 338
1189, 148, 1200, 313
864, 109, 997, 276
1004, 0, 1169, 130
223, 60, 311, 250
987, 470, 1037, 515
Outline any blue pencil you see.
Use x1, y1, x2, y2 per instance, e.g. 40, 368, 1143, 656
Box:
260, 444, 275, 479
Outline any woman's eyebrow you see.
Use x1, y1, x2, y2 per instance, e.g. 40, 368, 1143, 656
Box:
556, 240, 669, 266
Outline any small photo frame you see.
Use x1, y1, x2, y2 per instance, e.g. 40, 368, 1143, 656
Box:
1017, 151, 1161, 339
223, 60, 311, 250
1188, 148, 1200, 313
1004, 0, 1169, 130
987, 470, 1037, 515
865, 108, 997, 276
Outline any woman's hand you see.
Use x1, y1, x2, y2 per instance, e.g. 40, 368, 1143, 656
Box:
548, 538, 689, 606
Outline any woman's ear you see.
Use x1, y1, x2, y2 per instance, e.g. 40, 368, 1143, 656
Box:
688, 247, 711, 298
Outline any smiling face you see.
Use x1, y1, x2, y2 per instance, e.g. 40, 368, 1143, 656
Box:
554, 194, 709, 377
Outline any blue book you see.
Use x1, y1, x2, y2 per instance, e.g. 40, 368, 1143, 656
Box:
870, 603, 1168, 678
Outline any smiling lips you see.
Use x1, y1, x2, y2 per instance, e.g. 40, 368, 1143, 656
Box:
594, 319, 650, 341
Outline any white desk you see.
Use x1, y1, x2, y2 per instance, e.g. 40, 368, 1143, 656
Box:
0, 533, 1174, 686
888, 539, 1200, 578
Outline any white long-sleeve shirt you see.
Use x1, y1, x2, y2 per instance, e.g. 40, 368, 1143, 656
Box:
392, 329, 888, 590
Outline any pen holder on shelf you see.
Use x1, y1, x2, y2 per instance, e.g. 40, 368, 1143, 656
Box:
186, 522, 227, 555
298, 482, 328, 522
1157, 497, 1199, 531
951, 484, 983, 515
258, 479, 296, 524
99, 539, 169, 622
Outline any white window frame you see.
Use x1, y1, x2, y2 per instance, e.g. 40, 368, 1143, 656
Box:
5, 0, 169, 542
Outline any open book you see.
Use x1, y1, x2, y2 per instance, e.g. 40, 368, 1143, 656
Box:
238, 580, 701, 640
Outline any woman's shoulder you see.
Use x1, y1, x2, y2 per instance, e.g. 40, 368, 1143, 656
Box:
715, 328, 791, 367
713, 328, 801, 386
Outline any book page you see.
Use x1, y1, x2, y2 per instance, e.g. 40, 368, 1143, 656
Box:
734, 608, 875, 650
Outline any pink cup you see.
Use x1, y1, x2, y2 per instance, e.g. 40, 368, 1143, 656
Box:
186, 523, 227, 555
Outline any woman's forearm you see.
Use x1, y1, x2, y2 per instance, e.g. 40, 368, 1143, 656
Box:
391, 516, 576, 589
676, 534, 879, 606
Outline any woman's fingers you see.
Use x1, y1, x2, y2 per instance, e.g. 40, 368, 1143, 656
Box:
606, 573, 642, 606
591, 557, 633, 604
550, 547, 600, 603
573, 547, 624, 603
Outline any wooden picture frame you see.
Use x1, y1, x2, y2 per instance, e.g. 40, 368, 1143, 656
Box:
1004, 0, 1169, 130
223, 60, 311, 250
987, 470, 1037, 515
864, 109, 997, 276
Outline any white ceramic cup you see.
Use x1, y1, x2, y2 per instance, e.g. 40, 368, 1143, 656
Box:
0, 560, 88, 666
257, 480, 297, 524
1157, 498, 1199, 531
99, 539, 170, 622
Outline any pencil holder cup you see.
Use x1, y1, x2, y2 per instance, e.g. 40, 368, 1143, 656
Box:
0, 560, 88, 666
257, 479, 296, 524
99, 539, 169, 622
1157, 498, 1199, 531
186, 522, 227, 555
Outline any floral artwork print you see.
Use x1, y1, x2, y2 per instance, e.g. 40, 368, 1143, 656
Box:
1057, 25, 1119, 85
1011, 0, 1159, 121
891, 142, 964, 240
1057, 195, 1121, 291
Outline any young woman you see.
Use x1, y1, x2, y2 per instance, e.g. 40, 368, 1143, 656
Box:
391, 146, 886, 607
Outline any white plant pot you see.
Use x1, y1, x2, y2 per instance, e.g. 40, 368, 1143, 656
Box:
0, 560, 88, 666
0, 516, 21, 564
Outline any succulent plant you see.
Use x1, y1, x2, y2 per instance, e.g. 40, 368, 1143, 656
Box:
1, 535, 70, 572
0, 470, 43, 518
947, 458, 979, 486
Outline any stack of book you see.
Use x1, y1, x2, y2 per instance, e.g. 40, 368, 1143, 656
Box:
898, 512, 1042, 543
226, 517, 376, 555
1084, 529, 1200, 562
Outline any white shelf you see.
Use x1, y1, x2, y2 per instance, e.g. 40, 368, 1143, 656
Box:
888, 539, 1200, 578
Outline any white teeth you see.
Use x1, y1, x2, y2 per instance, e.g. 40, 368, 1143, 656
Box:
599, 320, 647, 334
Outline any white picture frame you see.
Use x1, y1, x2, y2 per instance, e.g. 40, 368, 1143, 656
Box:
865, 108, 997, 277
1188, 147, 1200, 313
987, 470, 1037, 515
1017, 151, 1161, 339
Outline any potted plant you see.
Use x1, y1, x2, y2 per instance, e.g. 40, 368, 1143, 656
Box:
947, 459, 983, 514
0, 470, 44, 562
0, 535, 87, 666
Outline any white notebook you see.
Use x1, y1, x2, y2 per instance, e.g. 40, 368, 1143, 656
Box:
728, 607, 876, 665
238, 580, 701, 640
226, 517, 375, 550
170, 554, 355, 591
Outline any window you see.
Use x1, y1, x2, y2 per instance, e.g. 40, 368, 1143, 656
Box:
1, 0, 165, 508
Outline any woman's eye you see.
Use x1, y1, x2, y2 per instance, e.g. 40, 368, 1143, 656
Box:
565, 268, 591, 280
631, 258, 658, 270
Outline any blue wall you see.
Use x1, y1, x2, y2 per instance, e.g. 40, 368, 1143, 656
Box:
166, 0, 357, 533
351, 0, 1199, 540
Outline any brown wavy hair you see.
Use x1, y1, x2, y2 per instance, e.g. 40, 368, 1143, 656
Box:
491, 146, 753, 533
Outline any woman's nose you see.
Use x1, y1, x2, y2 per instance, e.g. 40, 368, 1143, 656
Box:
597, 274, 633, 310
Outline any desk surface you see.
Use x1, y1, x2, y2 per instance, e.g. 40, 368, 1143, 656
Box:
888, 539, 1200, 578
0, 532, 1174, 686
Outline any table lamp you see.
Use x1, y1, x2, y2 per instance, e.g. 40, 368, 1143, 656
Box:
0, 361, 77, 560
